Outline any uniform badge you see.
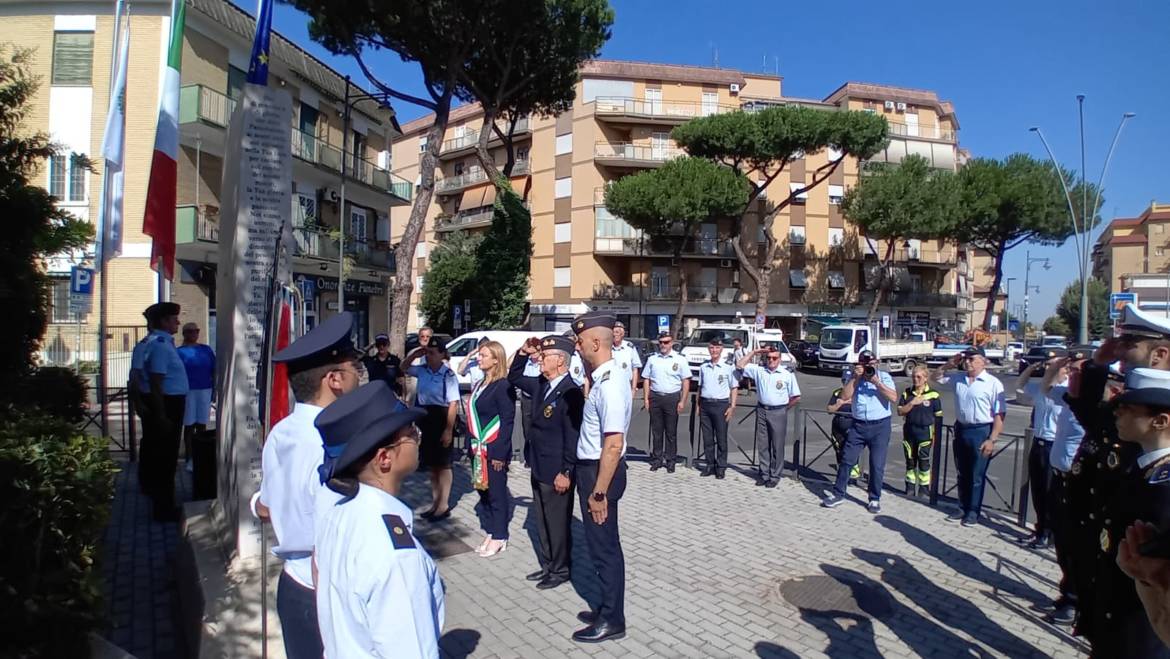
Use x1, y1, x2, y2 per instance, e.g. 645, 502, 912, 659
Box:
1107, 452, 1120, 470
718, 375, 725, 384
1150, 465, 1170, 484
574, 366, 581, 376
672, 362, 679, 372
622, 361, 628, 369
1100, 528, 1111, 553
775, 380, 784, 391
543, 404, 553, 418
382, 514, 415, 550
576, 321, 584, 330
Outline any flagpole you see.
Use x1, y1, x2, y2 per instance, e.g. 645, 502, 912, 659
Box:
98, 0, 126, 435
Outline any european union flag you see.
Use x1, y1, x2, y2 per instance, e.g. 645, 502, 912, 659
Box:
246, 0, 273, 85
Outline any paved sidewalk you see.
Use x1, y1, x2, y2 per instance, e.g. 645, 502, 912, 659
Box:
404, 461, 1086, 659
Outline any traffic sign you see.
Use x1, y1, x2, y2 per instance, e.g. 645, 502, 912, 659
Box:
656, 315, 670, 336
69, 266, 94, 316
1110, 292, 1137, 320
452, 304, 463, 330
881, 314, 890, 329
754, 313, 765, 329
1009, 319, 1020, 333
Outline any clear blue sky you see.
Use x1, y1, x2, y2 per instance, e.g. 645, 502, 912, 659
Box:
272, 0, 1170, 323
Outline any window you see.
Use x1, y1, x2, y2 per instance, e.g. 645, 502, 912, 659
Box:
644, 87, 662, 114
50, 278, 73, 323
415, 242, 427, 258
419, 136, 428, 153
828, 227, 845, 247
68, 154, 86, 202
828, 271, 846, 289
554, 177, 572, 199
789, 270, 807, 288
789, 182, 808, 204
651, 132, 670, 160
416, 276, 425, 291
516, 147, 529, 162
454, 162, 465, 176
553, 267, 571, 288
904, 113, 919, 137
554, 223, 571, 243
1157, 247, 1166, 257
49, 154, 66, 198
52, 31, 94, 86
828, 184, 845, 205
555, 133, 573, 156
789, 226, 806, 245
227, 65, 247, 100
701, 91, 719, 116
1156, 223, 1166, 234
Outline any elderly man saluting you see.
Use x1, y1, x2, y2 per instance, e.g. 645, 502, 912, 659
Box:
932, 346, 1006, 527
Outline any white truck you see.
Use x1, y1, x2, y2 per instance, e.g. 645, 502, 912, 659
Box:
678, 322, 795, 378
817, 323, 933, 374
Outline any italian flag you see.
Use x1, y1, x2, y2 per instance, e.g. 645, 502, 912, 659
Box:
142, 0, 186, 280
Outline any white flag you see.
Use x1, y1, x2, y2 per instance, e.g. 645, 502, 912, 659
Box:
97, 22, 129, 268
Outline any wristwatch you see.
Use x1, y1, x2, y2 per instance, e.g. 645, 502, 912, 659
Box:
592, 491, 606, 503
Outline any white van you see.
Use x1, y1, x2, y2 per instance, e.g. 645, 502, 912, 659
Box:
446, 330, 547, 390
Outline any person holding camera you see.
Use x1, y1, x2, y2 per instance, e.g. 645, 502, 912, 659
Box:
821, 350, 897, 513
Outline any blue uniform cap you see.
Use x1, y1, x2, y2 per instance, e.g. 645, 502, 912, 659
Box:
572, 311, 617, 335
273, 311, 360, 371
314, 380, 425, 483
541, 335, 576, 354
143, 302, 181, 322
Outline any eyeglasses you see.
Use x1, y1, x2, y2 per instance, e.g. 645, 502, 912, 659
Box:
767, 355, 782, 361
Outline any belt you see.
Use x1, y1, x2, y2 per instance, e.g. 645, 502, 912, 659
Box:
575, 457, 626, 466
651, 390, 681, 396
701, 397, 730, 403
854, 417, 891, 424
1034, 436, 1055, 444
956, 421, 992, 429
759, 404, 788, 411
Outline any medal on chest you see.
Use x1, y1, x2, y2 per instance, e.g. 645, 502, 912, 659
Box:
1106, 451, 1120, 470
543, 404, 553, 418
672, 362, 679, 372
1100, 528, 1111, 553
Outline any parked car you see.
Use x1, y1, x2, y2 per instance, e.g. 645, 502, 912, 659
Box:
1018, 346, 1067, 375
786, 339, 820, 368
445, 330, 546, 391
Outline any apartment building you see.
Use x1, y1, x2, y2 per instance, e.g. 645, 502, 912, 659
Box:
390, 60, 969, 338
1, 0, 406, 366
1093, 202, 1170, 314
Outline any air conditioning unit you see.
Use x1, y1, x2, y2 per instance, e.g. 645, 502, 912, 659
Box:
324, 187, 341, 204
729, 83, 741, 94
895, 102, 908, 112
732, 271, 740, 286
883, 100, 896, 111
719, 259, 733, 268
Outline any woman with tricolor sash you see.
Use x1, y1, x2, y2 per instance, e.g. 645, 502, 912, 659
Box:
466, 340, 517, 557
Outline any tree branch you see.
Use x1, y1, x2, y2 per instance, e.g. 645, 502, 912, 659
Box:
353, 53, 437, 110
732, 237, 762, 287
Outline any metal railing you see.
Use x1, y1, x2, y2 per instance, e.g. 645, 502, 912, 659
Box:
290, 127, 412, 201
179, 84, 235, 128
886, 120, 956, 141
439, 116, 531, 153
436, 206, 495, 232
435, 159, 531, 194
595, 141, 682, 163
291, 226, 392, 269
593, 96, 738, 120
176, 205, 219, 243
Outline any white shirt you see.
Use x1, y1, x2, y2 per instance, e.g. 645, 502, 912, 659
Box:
743, 363, 801, 407
641, 351, 692, 394
545, 373, 568, 398
143, 329, 190, 395
517, 356, 542, 399
940, 370, 1005, 425
698, 360, 738, 399
611, 341, 643, 377
257, 402, 326, 587
1021, 380, 1063, 440
315, 484, 444, 659
1139, 447, 1170, 469
464, 357, 485, 390
569, 352, 587, 387
1047, 383, 1085, 473
578, 359, 632, 459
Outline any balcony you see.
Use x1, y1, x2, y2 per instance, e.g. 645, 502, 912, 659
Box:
592, 283, 640, 301
594, 205, 734, 259
176, 205, 219, 244
591, 283, 718, 302
862, 243, 959, 268
594, 142, 681, 168
290, 127, 412, 203
435, 206, 495, 233
886, 120, 956, 142
292, 226, 394, 270
593, 96, 738, 126
179, 84, 235, 129
861, 291, 959, 307
435, 159, 530, 195
439, 117, 531, 159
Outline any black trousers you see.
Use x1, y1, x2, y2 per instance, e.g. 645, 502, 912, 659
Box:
649, 391, 681, 465
1047, 468, 1077, 604
576, 460, 627, 627
1028, 438, 1053, 537
276, 570, 324, 659
699, 398, 730, 471
142, 395, 185, 512
520, 395, 533, 461
479, 463, 510, 540
531, 475, 573, 580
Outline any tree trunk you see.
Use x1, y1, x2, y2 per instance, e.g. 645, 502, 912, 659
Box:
474, 110, 503, 183
981, 243, 1006, 331
674, 264, 689, 340
865, 239, 894, 322
388, 107, 450, 358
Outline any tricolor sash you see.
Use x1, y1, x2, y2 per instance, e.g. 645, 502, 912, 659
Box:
466, 382, 501, 490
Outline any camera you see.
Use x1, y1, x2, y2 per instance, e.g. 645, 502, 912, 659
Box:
863, 365, 876, 378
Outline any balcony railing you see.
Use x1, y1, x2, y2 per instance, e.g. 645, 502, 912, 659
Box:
179, 84, 235, 128
862, 291, 959, 307
591, 283, 718, 302
435, 159, 530, 194
292, 226, 393, 270
291, 127, 412, 201
176, 205, 219, 243
439, 116, 531, 154
595, 142, 682, 164
886, 120, 956, 142
435, 206, 495, 232
593, 96, 738, 122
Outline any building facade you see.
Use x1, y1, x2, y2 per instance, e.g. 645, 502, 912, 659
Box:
1093, 202, 1170, 315
390, 60, 971, 339
1, 0, 406, 369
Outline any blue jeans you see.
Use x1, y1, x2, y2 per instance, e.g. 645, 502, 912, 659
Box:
953, 423, 993, 516
832, 417, 891, 501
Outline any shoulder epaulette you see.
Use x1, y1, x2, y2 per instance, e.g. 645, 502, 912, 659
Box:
1149, 464, 1170, 485
597, 371, 611, 385
155, 335, 168, 343
382, 514, 416, 549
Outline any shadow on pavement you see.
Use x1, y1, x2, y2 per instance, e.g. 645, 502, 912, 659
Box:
438, 628, 481, 658
753, 640, 801, 658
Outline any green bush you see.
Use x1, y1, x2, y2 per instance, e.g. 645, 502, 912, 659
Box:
0, 414, 117, 658
0, 367, 89, 424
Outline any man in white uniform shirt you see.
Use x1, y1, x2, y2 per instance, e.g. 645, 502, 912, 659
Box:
737, 345, 802, 487
641, 332, 691, 473
251, 312, 363, 659
570, 311, 632, 643
610, 321, 642, 392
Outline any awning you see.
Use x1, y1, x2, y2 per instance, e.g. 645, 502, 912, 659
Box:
459, 186, 487, 209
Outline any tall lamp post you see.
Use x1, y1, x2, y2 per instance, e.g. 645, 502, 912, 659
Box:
1005, 277, 1017, 339
1030, 99, 1135, 343
1023, 250, 1050, 343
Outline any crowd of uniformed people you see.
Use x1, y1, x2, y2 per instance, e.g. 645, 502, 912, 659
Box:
129, 298, 1170, 656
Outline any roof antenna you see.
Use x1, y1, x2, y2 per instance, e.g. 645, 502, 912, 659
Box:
713, 46, 719, 68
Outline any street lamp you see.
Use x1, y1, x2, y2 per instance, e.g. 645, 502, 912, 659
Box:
1005, 277, 1017, 338
1023, 250, 1050, 343
1029, 100, 1135, 343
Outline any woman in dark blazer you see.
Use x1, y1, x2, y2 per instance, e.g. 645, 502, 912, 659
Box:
466, 339, 516, 557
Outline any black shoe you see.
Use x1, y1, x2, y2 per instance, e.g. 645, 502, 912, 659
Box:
699, 469, 714, 477
572, 621, 626, 643
715, 471, 726, 480
536, 576, 569, 590
666, 463, 676, 474
1028, 535, 1052, 550
525, 570, 547, 582
576, 610, 597, 624
764, 480, 779, 489
961, 513, 978, 527
428, 509, 452, 522
1048, 604, 1076, 625
755, 479, 767, 487
946, 510, 965, 522
649, 462, 662, 472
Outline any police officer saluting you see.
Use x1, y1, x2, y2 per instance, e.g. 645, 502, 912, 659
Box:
822, 350, 897, 513
251, 312, 363, 659
571, 311, 632, 643
736, 344, 801, 487
697, 338, 738, 478
641, 332, 691, 473
313, 381, 445, 659
508, 335, 584, 590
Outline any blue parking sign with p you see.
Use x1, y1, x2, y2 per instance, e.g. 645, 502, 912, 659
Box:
71, 267, 94, 295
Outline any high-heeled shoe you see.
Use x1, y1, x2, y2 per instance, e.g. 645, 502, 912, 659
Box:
475, 535, 493, 555
479, 539, 507, 557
